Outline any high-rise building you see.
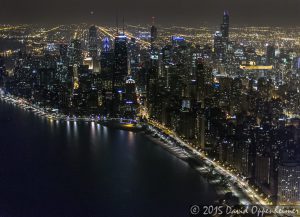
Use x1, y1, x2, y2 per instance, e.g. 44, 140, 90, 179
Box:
59, 44, 68, 64
128, 38, 140, 77
214, 10, 230, 62
102, 37, 111, 53
123, 77, 138, 118
88, 25, 98, 59
113, 34, 128, 90
278, 162, 300, 205
113, 34, 128, 115
68, 39, 82, 66
147, 49, 160, 119
99, 37, 114, 115
194, 59, 213, 148
266, 44, 275, 65
151, 25, 157, 42
100, 37, 114, 92
221, 10, 229, 40
150, 19, 158, 51
214, 31, 224, 61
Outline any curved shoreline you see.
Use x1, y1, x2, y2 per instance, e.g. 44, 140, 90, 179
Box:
0, 92, 270, 208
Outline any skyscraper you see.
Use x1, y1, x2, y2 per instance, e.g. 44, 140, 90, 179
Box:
114, 34, 128, 90
214, 10, 230, 62
151, 26, 157, 43
112, 33, 128, 115
102, 37, 111, 53
123, 77, 138, 118
221, 10, 229, 40
150, 17, 158, 51
214, 31, 224, 60
278, 162, 300, 204
266, 44, 275, 65
88, 25, 98, 59
100, 37, 114, 91
68, 39, 82, 66
59, 44, 68, 64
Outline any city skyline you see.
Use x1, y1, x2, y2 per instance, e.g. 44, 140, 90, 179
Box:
1, 8, 300, 216
0, 0, 300, 26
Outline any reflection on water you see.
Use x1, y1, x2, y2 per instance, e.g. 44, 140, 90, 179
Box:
103, 125, 108, 139
96, 123, 101, 133
73, 121, 78, 146
0, 100, 218, 217
66, 120, 71, 143
90, 122, 97, 146
128, 131, 134, 147
49, 118, 54, 133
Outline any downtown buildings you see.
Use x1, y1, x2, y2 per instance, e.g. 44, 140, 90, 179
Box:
1, 12, 300, 206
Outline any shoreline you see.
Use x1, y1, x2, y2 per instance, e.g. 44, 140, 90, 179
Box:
0, 93, 143, 131
0, 92, 271, 208
142, 125, 255, 204
144, 122, 278, 209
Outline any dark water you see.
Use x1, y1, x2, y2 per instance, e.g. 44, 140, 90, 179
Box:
0, 100, 217, 217
0, 39, 24, 52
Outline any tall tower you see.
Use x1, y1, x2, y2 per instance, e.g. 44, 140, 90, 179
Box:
150, 17, 158, 51
195, 59, 213, 149
214, 31, 224, 60
221, 10, 229, 39
266, 44, 275, 65
100, 37, 114, 85
112, 17, 128, 115
68, 39, 82, 66
113, 35, 128, 90
102, 37, 111, 52
88, 25, 98, 59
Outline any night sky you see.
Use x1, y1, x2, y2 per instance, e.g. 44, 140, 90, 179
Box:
0, 0, 299, 26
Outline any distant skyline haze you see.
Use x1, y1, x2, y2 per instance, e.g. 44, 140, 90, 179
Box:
0, 0, 299, 26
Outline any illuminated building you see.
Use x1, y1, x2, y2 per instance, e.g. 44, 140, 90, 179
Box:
83, 57, 93, 70
239, 65, 273, 70
278, 162, 300, 205
100, 37, 114, 114
102, 37, 111, 52
59, 44, 68, 64
68, 39, 82, 66
113, 33, 128, 115
114, 34, 128, 89
214, 31, 224, 61
147, 46, 160, 119
123, 77, 138, 118
56, 62, 69, 83
88, 25, 98, 59
88, 26, 100, 72
100, 37, 114, 92
161, 45, 172, 85
72, 65, 79, 90
150, 19, 158, 51
213, 11, 230, 62
266, 44, 275, 65
221, 10, 229, 40
128, 38, 140, 77
4, 19, 300, 208
171, 36, 185, 47
194, 59, 213, 148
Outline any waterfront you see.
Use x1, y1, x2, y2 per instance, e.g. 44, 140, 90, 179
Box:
0, 100, 218, 217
